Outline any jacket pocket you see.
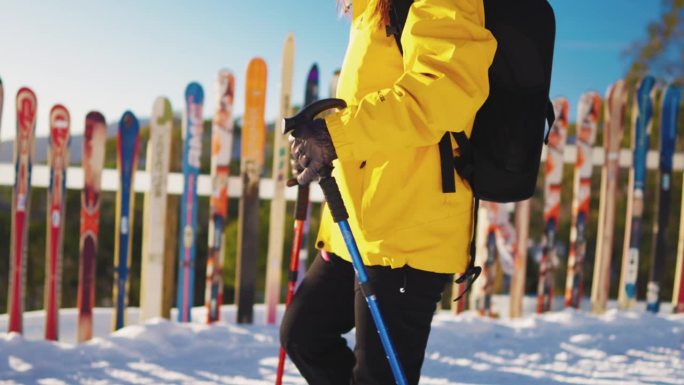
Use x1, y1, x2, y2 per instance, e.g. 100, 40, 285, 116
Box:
359, 146, 464, 237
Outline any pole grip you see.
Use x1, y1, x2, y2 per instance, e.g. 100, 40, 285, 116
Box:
283, 98, 347, 134
319, 175, 348, 223
295, 185, 310, 220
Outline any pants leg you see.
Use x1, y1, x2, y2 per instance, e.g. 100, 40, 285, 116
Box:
352, 265, 450, 385
280, 253, 356, 385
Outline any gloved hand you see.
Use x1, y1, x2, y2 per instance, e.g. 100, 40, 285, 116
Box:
289, 118, 337, 185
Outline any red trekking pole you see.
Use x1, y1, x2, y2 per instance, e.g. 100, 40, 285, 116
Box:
275, 184, 309, 384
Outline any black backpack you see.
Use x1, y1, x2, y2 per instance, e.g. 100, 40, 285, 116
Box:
387, 0, 556, 295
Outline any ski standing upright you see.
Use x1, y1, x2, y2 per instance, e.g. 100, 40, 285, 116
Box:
674, 86, 684, 312
295, 63, 319, 288
205, 71, 235, 323
77, 111, 107, 342
509, 199, 531, 318
537, 97, 568, 313
618, 76, 656, 310
44, 104, 70, 341
565, 92, 601, 308
113, 111, 141, 330
470, 202, 515, 317
330, 70, 340, 98
140, 97, 173, 322
8, 88, 37, 334
591, 81, 627, 314
647, 85, 680, 313
265, 34, 295, 325
674, 90, 684, 313
177, 82, 205, 322
236, 58, 267, 324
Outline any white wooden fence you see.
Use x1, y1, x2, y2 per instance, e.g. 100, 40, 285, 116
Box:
0, 145, 683, 198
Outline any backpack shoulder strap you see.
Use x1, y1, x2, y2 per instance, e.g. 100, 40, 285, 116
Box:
386, 0, 414, 55
387, 0, 459, 195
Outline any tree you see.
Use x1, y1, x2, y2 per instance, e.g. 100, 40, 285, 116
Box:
625, 0, 684, 86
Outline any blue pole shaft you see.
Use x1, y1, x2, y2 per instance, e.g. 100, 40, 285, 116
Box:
338, 220, 408, 385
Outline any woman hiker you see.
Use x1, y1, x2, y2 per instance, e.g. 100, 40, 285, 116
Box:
280, 0, 496, 383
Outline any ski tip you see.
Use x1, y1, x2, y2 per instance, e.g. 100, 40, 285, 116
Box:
284, 33, 295, 55
661, 85, 681, 146
553, 97, 569, 124
308, 63, 319, 79
85, 112, 106, 143
153, 97, 173, 124
50, 105, 71, 131
218, 69, 234, 79
86, 111, 106, 124
185, 82, 204, 104
605, 80, 627, 106
50, 104, 70, 117
578, 92, 601, 127
553, 96, 569, 104
580, 91, 601, 101
16, 87, 37, 101
120, 110, 139, 130
246, 59, 268, 91
247, 57, 268, 75
216, 71, 236, 103
638, 75, 657, 93
665, 84, 682, 102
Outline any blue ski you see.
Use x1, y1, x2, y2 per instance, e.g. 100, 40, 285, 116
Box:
177, 82, 205, 322
646, 85, 680, 313
618, 76, 656, 310
113, 111, 140, 330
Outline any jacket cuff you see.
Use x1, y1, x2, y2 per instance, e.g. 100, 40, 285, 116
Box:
325, 112, 356, 160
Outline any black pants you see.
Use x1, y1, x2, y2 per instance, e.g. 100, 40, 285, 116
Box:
280, 252, 450, 385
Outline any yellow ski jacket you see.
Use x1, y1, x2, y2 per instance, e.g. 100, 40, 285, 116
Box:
319, 0, 496, 274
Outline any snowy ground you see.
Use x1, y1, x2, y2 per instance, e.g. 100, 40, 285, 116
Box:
1, 298, 683, 385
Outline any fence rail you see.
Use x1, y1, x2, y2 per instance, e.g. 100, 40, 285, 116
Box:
0, 163, 326, 202
1, 145, 682, 201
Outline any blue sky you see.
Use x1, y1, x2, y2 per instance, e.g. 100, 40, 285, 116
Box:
0, 0, 662, 140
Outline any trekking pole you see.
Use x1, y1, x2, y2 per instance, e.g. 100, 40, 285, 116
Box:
284, 98, 409, 385
275, 184, 310, 385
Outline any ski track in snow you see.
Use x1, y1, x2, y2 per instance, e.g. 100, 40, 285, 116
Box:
0, 299, 683, 385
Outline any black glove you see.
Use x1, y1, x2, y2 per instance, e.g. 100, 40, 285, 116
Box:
289, 118, 337, 185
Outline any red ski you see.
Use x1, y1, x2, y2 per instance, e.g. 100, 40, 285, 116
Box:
537, 97, 568, 313
205, 71, 235, 323
7, 88, 38, 333
565, 92, 601, 308
7, 88, 37, 334
44, 105, 70, 341
77, 112, 107, 342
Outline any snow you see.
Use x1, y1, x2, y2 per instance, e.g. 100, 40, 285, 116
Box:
1, 300, 683, 385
